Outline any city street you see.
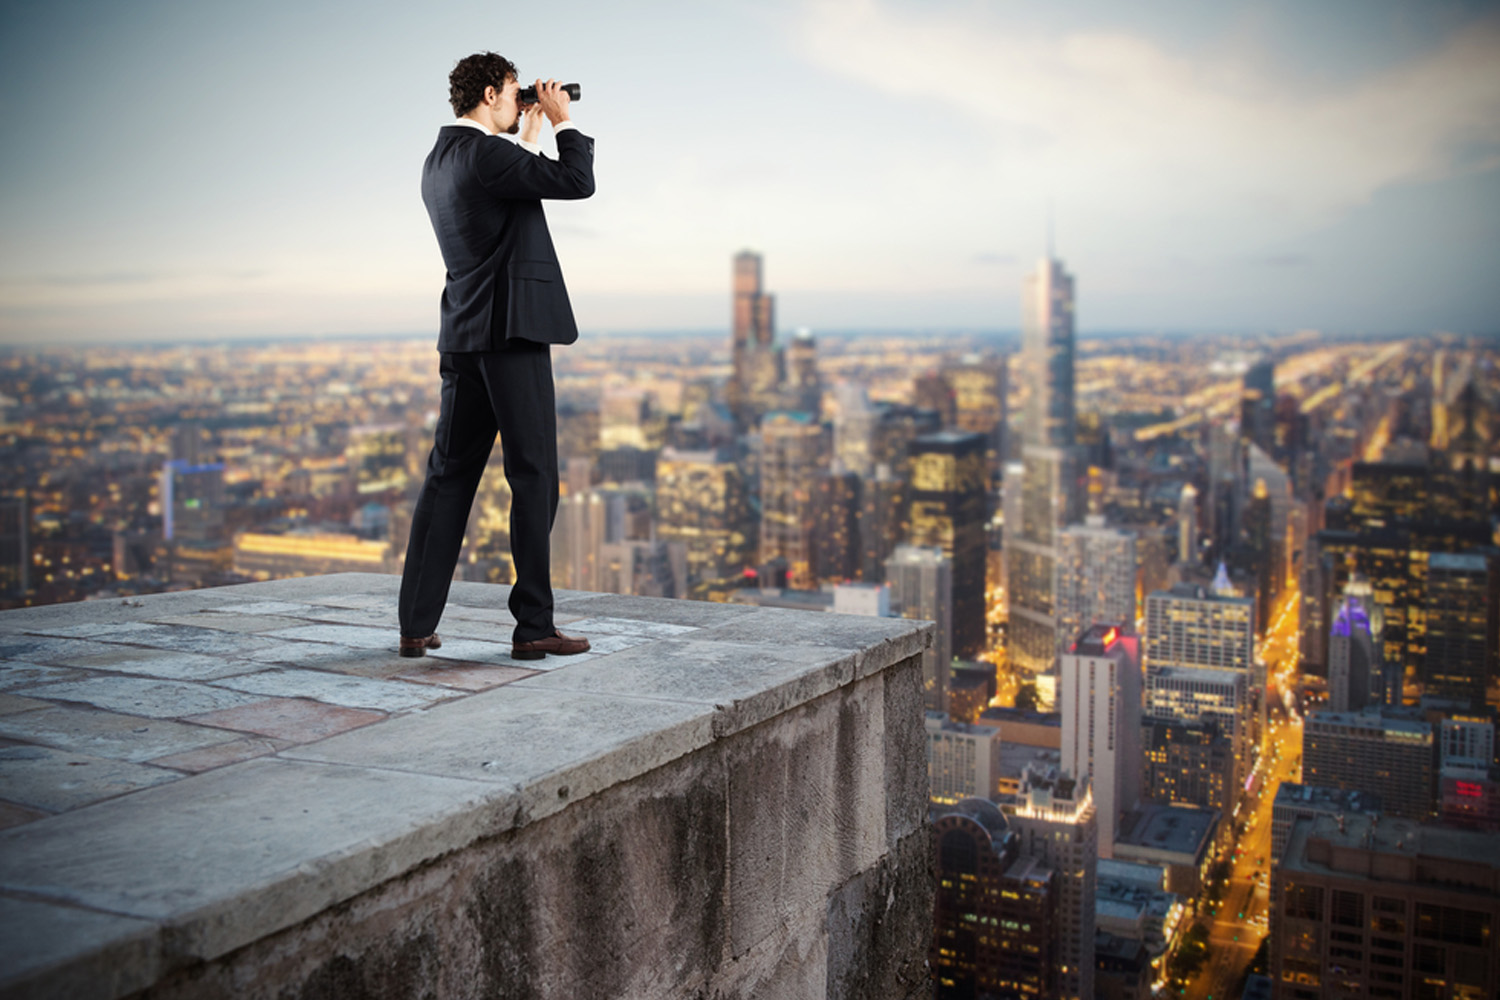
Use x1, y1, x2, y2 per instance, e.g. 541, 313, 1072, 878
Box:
1180, 586, 1302, 1000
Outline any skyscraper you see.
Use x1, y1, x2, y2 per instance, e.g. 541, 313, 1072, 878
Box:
1056, 515, 1138, 655
1328, 576, 1386, 713
908, 431, 989, 658
888, 544, 954, 713
1021, 257, 1076, 450
1006, 763, 1098, 1000
1059, 624, 1142, 859
1144, 582, 1258, 796
0, 493, 27, 599
654, 447, 753, 585
758, 412, 828, 587
1424, 552, 1494, 706
729, 250, 777, 430
1007, 254, 1082, 678
784, 329, 821, 416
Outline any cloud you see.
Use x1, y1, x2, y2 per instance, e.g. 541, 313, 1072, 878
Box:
794, 0, 1500, 229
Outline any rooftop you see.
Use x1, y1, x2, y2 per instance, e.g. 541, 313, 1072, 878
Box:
0, 573, 933, 999
1117, 803, 1219, 859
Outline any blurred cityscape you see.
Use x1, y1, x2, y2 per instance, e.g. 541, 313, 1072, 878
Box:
2, 250, 1498, 1000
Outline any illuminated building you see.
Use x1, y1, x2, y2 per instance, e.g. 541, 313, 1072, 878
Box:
927, 711, 1004, 803
654, 447, 752, 584
1271, 812, 1500, 1000
1177, 483, 1199, 565
1057, 516, 1137, 658
1007, 444, 1084, 675
930, 797, 1056, 999
345, 424, 408, 495
1328, 576, 1387, 713
888, 544, 953, 713
942, 356, 1007, 477
1240, 357, 1275, 456
872, 402, 943, 475
912, 370, 957, 429
1142, 718, 1234, 814
1094, 931, 1151, 1000
758, 412, 828, 588
728, 250, 778, 429
161, 460, 225, 544
1439, 714, 1499, 831
1060, 624, 1142, 858
1009, 254, 1083, 678
1269, 783, 1382, 865
1112, 803, 1219, 899
1144, 582, 1256, 796
859, 465, 906, 583
949, 665, 997, 724
598, 538, 686, 598
1302, 708, 1436, 820
783, 329, 821, 415
810, 467, 860, 583
1424, 553, 1493, 706
0, 493, 27, 598
1020, 256, 1076, 450
552, 490, 618, 592
1005, 763, 1098, 1000
832, 383, 877, 477
907, 431, 989, 658
234, 529, 394, 579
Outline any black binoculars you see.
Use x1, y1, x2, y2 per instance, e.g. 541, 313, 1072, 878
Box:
518, 83, 582, 104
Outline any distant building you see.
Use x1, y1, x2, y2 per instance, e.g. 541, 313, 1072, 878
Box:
0, 493, 27, 598
930, 797, 1056, 999
887, 544, 953, 714
926, 712, 1003, 804
907, 431, 989, 659
810, 467, 860, 583
1060, 624, 1143, 858
1094, 930, 1152, 1000
1269, 783, 1382, 865
948, 664, 996, 724
1056, 516, 1138, 656
1271, 812, 1500, 1000
728, 250, 777, 430
235, 529, 394, 579
654, 447, 753, 585
1143, 718, 1236, 814
1424, 552, 1494, 706
830, 581, 889, 617
1302, 708, 1436, 820
1113, 803, 1220, 899
1004, 763, 1098, 1000
1328, 577, 1387, 713
1095, 858, 1187, 964
758, 412, 828, 588
345, 424, 408, 495
783, 329, 821, 416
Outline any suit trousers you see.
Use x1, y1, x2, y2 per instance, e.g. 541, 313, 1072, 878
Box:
398, 341, 559, 643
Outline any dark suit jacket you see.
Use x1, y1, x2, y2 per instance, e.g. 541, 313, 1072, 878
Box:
422, 124, 595, 351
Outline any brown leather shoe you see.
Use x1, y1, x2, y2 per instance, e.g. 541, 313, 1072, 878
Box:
511, 629, 590, 661
398, 633, 442, 658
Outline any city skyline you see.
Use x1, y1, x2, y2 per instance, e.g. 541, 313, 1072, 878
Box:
2, 0, 1498, 343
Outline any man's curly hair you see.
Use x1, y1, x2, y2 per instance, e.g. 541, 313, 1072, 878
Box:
449, 52, 517, 117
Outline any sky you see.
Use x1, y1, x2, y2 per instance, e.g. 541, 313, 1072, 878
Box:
0, 0, 1497, 343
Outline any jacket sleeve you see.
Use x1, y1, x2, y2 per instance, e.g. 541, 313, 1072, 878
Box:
478, 129, 595, 201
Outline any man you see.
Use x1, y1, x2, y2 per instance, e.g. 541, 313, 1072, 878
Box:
398, 52, 594, 661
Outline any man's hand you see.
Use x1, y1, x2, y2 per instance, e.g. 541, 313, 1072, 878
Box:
519, 104, 545, 145
533, 78, 571, 126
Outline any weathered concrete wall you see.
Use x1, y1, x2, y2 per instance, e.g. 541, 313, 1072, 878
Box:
127, 654, 932, 1000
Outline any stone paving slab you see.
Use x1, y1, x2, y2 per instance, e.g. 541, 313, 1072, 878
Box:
146, 611, 314, 634
0, 705, 239, 763
0, 662, 84, 691
261, 624, 397, 649
0, 756, 503, 962
0, 745, 181, 811
147, 736, 291, 773
513, 638, 861, 738
0, 799, 50, 830
15, 676, 266, 719
394, 662, 537, 691
281, 685, 715, 830
56, 646, 258, 682
0, 693, 50, 715
209, 668, 449, 713
0, 637, 124, 666
182, 697, 386, 743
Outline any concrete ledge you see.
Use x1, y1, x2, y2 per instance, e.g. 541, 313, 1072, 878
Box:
0, 574, 933, 999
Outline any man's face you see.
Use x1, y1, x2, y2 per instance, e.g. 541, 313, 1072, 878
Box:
493, 76, 521, 134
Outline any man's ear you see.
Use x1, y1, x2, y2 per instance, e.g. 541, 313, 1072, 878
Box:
483, 85, 499, 106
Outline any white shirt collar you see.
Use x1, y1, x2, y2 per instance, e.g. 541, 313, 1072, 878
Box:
448, 117, 541, 155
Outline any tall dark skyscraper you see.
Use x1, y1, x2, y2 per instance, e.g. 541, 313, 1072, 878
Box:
729, 250, 777, 430
908, 431, 989, 659
1240, 356, 1276, 456
1007, 254, 1081, 678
